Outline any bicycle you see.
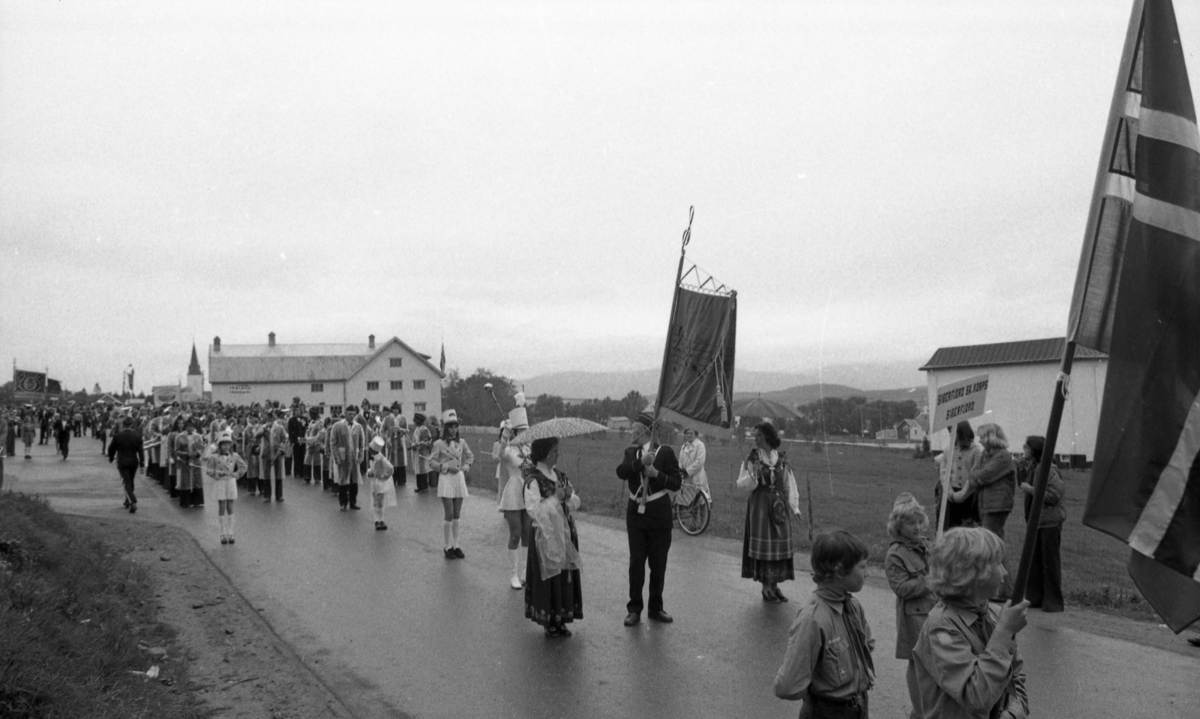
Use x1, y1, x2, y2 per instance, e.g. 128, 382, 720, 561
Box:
673, 479, 711, 536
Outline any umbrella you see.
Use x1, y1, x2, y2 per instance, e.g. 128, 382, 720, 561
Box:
510, 417, 608, 445
731, 397, 799, 421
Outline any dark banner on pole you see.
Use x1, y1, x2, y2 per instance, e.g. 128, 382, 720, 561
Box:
657, 286, 737, 436
13, 368, 46, 401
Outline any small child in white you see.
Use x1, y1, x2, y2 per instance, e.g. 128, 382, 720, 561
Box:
367, 436, 396, 530
205, 430, 248, 545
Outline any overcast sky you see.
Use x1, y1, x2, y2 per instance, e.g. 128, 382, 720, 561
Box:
2, 0, 1198, 393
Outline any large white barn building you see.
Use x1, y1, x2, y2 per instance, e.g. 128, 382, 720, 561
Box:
921, 337, 1107, 465
208, 333, 444, 418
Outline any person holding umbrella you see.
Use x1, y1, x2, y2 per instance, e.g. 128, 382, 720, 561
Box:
616, 412, 684, 626
523, 436, 583, 637
430, 410, 474, 558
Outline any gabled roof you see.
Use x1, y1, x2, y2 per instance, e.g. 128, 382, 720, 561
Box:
920, 337, 1107, 371
209, 337, 444, 384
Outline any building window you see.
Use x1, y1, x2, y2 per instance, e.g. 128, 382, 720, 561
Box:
367, 381, 379, 391
390, 358, 402, 368
413, 380, 426, 390
331, 405, 343, 417
311, 383, 324, 392
414, 402, 427, 412
370, 403, 380, 412
390, 380, 403, 390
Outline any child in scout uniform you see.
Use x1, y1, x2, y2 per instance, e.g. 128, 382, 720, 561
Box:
774, 529, 874, 718
885, 494, 937, 719
205, 431, 248, 545
367, 435, 397, 530
912, 527, 1029, 719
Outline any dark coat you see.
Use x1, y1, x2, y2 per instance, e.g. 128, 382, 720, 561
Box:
616, 443, 683, 530
107, 428, 145, 469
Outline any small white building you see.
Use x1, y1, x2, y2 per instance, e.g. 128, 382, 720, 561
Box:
897, 414, 928, 443
208, 332, 444, 417
921, 337, 1107, 464
606, 416, 632, 431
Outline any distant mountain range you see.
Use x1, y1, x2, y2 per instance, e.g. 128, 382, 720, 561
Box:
517, 361, 926, 403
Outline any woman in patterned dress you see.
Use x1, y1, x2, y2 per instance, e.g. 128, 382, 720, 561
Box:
736, 421, 800, 603
523, 437, 582, 637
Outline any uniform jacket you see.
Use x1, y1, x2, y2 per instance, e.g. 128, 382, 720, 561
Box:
885, 539, 937, 659
329, 419, 365, 480
429, 437, 474, 475
912, 601, 1028, 719
205, 451, 248, 481
968, 449, 1016, 515
616, 442, 683, 530
774, 587, 876, 702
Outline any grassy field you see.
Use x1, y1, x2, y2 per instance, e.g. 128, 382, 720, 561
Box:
464, 431, 1156, 622
0, 493, 205, 719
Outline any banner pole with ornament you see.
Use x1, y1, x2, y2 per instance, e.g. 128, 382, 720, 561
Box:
930, 373, 990, 539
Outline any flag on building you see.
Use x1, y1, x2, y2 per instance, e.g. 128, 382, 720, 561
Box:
1071, 0, 1200, 633
439, 344, 445, 373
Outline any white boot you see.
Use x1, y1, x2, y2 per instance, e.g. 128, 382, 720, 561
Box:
509, 548, 523, 590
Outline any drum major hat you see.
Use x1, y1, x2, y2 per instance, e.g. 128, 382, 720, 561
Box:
369, 435, 386, 453
441, 409, 459, 426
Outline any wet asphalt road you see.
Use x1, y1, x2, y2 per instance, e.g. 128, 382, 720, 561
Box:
6, 438, 1199, 718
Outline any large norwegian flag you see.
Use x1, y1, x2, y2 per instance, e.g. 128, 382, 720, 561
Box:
1071, 0, 1200, 632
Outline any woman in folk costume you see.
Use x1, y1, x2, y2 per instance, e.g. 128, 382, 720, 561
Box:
523, 437, 583, 637
330, 405, 365, 511
429, 409, 474, 558
366, 436, 397, 530
165, 416, 183, 498
410, 413, 434, 493
495, 395, 532, 589
20, 412, 36, 459
176, 421, 205, 508
205, 431, 248, 545
736, 421, 800, 603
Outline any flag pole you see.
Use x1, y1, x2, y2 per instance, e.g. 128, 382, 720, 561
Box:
652, 206, 693, 422
1013, 0, 1144, 603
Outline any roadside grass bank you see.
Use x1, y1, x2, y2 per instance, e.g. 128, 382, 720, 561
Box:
464, 431, 1155, 623
0, 492, 205, 719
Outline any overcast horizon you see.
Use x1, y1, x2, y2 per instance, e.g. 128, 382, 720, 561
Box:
3, 1, 1197, 395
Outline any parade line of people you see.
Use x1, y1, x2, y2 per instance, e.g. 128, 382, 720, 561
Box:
4, 397, 1048, 719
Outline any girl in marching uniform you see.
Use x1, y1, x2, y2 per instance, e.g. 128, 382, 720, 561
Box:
429, 409, 474, 558
367, 436, 397, 530
496, 395, 532, 589
206, 431, 248, 545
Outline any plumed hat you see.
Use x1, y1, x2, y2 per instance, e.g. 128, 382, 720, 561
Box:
369, 435, 386, 453
441, 409, 459, 426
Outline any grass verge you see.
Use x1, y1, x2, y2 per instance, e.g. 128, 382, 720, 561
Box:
0, 492, 205, 719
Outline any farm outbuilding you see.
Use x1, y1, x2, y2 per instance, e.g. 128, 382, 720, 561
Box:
921, 337, 1107, 465
208, 333, 444, 417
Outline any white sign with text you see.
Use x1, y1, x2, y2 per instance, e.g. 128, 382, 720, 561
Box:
932, 374, 989, 431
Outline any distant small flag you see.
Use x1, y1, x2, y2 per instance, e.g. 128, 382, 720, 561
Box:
439, 343, 446, 373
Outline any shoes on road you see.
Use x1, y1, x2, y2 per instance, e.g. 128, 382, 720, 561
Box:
510, 574, 523, 590
221, 536, 229, 545
453, 547, 465, 559
350, 505, 361, 510
228, 537, 235, 544
123, 499, 130, 509
444, 548, 456, 560
773, 587, 788, 603
340, 505, 347, 512
623, 612, 640, 627
557, 625, 572, 637
648, 610, 673, 623
128, 504, 136, 514
762, 589, 779, 603
275, 497, 283, 502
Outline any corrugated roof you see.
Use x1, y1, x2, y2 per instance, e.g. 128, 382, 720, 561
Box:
920, 337, 1107, 371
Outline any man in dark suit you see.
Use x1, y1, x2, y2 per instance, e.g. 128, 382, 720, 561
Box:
107, 416, 145, 513
616, 411, 683, 626
287, 404, 308, 481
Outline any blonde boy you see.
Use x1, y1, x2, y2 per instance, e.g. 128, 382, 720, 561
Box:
774, 529, 874, 719
912, 527, 1029, 719
885, 493, 936, 719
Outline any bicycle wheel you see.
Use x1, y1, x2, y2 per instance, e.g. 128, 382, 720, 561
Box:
676, 492, 711, 536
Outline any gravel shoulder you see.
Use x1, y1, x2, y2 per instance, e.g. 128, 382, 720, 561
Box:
67, 514, 356, 719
